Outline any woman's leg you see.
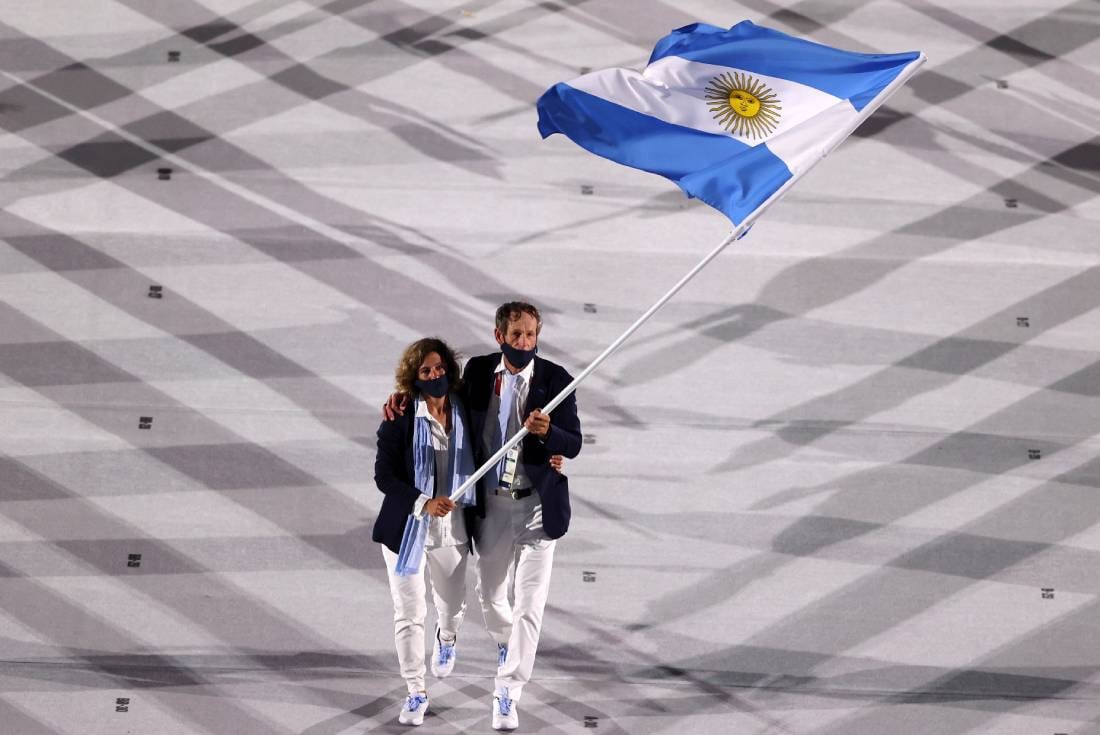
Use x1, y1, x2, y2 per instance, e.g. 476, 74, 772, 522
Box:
425, 544, 468, 639
381, 545, 428, 693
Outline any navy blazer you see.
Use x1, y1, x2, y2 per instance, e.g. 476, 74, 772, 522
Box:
461, 353, 582, 540
372, 399, 476, 553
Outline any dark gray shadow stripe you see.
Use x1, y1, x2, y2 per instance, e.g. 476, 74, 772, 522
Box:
0, 210, 396, 439
0, 302, 378, 573
0, 555, 289, 733
0, 697, 57, 735
637, 348, 1100, 634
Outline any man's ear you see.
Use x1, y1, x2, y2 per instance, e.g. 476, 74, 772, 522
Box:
493, 328, 505, 345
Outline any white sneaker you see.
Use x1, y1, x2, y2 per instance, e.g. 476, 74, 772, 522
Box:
398, 693, 428, 726
431, 629, 456, 678
491, 688, 518, 731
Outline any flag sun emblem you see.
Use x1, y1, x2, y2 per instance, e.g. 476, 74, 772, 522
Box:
704, 72, 781, 139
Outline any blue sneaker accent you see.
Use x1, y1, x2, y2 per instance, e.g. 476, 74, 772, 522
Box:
399, 693, 428, 725
492, 687, 518, 730
497, 689, 513, 716
431, 628, 457, 677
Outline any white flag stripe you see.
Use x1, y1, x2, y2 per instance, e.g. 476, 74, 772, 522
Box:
564, 67, 728, 136
567, 55, 843, 147
765, 98, 860, 177
644, 56, 843, 141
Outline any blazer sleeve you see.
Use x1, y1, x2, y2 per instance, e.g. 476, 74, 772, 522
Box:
461, 355, 489, 401
543, 368, 582, 459
373, 416, 422, 504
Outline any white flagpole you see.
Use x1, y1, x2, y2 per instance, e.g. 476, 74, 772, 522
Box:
448, 220, 748, 501
449, 53, 927, 502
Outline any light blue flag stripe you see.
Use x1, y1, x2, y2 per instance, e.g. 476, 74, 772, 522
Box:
648, 21, 921, 111
537, 84, 792, 225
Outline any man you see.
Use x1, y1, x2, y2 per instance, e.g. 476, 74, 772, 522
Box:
384, 302, 582, 730
464, 301, 582, 730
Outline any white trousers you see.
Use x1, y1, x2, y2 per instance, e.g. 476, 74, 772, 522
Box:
475, 493, 556, 701
381, 543, 468, 693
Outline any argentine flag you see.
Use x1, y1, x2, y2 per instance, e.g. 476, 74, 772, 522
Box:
536, 21, 924, 226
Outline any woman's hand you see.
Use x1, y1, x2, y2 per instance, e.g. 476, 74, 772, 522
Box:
549, 455, 565, 473
424, 497, 456, 517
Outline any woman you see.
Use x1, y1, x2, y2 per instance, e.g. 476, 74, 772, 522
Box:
373, 337, 476, 726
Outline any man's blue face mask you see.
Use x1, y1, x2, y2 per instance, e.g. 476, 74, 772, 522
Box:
500, 341, 537, 370
416, 374, 449, 398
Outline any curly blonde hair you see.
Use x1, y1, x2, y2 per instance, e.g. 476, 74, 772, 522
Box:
394, 337, 463, 396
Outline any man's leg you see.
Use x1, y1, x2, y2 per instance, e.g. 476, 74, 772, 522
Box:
494, 536, 555, 701
475, 494, 517, 647
381, 545, 428, 694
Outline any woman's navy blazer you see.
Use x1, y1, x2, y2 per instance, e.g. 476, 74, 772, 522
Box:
372, 400, 477, 553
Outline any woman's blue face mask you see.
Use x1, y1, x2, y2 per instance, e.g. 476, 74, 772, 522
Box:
416, 374, 449, 398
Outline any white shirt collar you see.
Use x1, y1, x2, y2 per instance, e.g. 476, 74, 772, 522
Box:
495, 352, 535, 381
415, 398, 447, 429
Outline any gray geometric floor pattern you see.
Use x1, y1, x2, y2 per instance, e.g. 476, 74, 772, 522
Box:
2, 1, 1099, 733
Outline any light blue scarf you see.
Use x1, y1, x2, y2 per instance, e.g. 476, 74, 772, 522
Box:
395, 395, 475, 576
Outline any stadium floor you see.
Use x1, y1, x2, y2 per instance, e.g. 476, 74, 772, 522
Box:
1, 1, 1099, 733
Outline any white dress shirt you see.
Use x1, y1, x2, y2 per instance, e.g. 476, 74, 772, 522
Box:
411, 400, 468, 548
482, 356, 535, 490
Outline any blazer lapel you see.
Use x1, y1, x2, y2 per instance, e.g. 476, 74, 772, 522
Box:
466, 353, 500, 457
525, 356, 550, 416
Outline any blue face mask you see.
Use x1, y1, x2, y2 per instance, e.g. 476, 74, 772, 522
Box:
415, 374, 449, 398
500, 341, 537, 370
